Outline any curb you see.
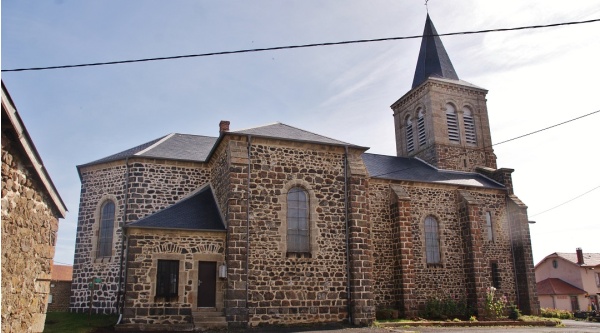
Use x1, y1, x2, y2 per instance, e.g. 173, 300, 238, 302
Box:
378, 320, 559, 328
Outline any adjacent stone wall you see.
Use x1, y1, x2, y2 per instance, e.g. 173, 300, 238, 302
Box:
121, 228, 226, 330
48, 281, 72, 312
71, 159, 211, 314
1, 130, 60, 332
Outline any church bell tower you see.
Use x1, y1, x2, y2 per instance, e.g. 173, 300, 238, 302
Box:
392, 14, 497, 172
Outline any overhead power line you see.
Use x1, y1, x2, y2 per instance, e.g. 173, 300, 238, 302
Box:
529, 185, 600, 218
369, 110, 600, 178
2, 18, 599, 73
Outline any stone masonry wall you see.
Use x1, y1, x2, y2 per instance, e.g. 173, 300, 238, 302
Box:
243, 138, 352, 326
1, 131, 60, 332
121, 229, 226, 330
71, 159, 211, 314
369, 179, 518, 317
48, 281, 72, 312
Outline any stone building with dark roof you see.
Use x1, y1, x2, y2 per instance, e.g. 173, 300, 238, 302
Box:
2, 82, 67, 332
70, 15, 539, 331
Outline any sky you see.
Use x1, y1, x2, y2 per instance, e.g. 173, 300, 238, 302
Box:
2, 1, 599, 267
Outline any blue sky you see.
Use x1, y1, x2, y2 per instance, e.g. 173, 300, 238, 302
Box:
2, 1, 599, 266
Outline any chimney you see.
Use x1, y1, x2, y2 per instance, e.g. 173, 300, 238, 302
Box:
219, 120, 230, 135
576, 247, 584, 265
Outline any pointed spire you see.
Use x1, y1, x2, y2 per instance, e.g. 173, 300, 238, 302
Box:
412, 14, 459, 88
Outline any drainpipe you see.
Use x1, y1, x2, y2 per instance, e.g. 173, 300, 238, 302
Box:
344, 146, 353, 324
246, 135, 252, 322
117, 157, 130, 315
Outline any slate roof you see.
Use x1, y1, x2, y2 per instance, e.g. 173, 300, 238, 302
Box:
231, 122, 361, 148
362, 153, 504, 189
81, 133, 218, 167
126, 185, 225, 231
536, 278, 586, 296
412, 14, 460, 89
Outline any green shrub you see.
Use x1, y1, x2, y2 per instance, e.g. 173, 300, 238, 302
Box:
508, 304, 522, 320
541, 308, 573, 319
420, 296, 474, 320
376, 308, 399, 320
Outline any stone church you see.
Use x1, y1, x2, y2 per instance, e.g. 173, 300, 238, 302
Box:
70, 15, 539, 331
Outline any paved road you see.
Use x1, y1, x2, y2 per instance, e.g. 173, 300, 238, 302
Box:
238, 320, 600, 333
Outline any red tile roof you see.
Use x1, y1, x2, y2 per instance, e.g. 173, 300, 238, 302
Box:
555, 252, 600, 267
51, 264, 73, 282
536, 278, 586, 296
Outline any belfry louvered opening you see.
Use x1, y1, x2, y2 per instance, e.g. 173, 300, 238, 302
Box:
445, 104, 460, 143
463, 107, 476, 144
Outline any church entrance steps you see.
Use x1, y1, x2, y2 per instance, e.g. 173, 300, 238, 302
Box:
192, 308, 227, 331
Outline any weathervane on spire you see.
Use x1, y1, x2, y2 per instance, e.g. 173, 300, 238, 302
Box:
425, 0, 429, 13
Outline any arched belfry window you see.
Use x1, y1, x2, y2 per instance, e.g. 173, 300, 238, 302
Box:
287, 187, 309, 253
424, 216, 441, 264
463, 107, 477, 144
97, 200, 115, 258
417, 109, 426, 147
405, 115, 415, 153
445, 104, 460, 143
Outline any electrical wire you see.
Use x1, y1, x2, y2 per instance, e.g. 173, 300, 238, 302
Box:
369, 110, 600, 178
2, 18, 599, 73
529, 185, 600, 218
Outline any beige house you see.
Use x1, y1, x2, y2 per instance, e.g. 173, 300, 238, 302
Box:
535, 248, 600, 312
1, 81, 67, 332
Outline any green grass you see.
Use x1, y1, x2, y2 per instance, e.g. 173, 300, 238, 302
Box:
44, 312, 118, 333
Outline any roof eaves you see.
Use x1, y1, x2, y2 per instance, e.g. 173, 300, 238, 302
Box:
1, 82, 67, 218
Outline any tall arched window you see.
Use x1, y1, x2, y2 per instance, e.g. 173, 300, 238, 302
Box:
463, 107, 477, 144
287, 187, 309, 253
417, 109, 426, 147
445, 104, 460, 143
485, 211, 494, 241
424, 216, 441, 264
97, 201, 115, 258
405, 115, 415, 153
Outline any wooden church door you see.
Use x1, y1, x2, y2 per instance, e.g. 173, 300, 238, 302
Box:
197, 261, 217, 307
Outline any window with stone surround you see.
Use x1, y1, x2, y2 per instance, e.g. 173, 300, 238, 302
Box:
287, 187, 310, 253
424, 216, 441, 265
156, 260, 179, 298
445, 104, 460, 143
97, 200, 115, 258
491, 262, 501, 289
405, 115, 415, 153
485, 211, 494, 242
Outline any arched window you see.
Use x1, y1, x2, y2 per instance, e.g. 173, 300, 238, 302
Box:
463, 107, 477, 144
417, 109, 426, 147
405, 115, 415, 153
97, 201, 115, 258
485, 211, 494, 241
445, 104, 460, 143
424, 216, 441, 264
287, 187, 309, 253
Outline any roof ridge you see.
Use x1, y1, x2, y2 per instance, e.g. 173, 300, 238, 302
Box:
230, 121, 281, 133
135, 133, 175, 156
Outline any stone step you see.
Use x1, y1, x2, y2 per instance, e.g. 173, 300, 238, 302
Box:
192, 309, 227, 331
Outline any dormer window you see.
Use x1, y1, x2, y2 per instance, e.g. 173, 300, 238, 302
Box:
445, 104, 460, 143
